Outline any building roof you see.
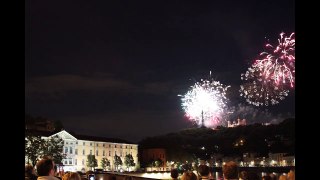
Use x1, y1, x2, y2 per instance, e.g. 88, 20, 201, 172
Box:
26, 129, 134, 144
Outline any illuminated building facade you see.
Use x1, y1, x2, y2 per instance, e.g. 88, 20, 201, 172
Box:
227, 118, 247, 128
41, 130, 139, 172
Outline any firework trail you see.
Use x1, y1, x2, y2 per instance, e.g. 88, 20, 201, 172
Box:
179, 72, 231, 128
240, 32, 295, 106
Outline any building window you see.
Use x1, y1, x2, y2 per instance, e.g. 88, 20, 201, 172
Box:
115, 151, 117, 155
109, 144, 111, 148
75, 149, 78, 155
131, 146, 132, 149
75, 159, 77, 165
90, 150, 92, 155
96, 150, 99, 156
65, 160, 67, 165
83, 142, 85, 146
109, 151, 111, 156
65, 147, 68, 154
76, 141, 78, 145
90, 143, 92, 146
115, 145, 117, 148
82, 159, 84, 165
96, 143, 98, 147
120, 145, 122, 148
69, 159, 72, 165
66, 142, 68, 145
103, 150, 105, 156
120, 152, 122, 157
83, 150, 85, 155
70, 142, 73, 145
70, 147, 73, 154
103, 144, 105, 147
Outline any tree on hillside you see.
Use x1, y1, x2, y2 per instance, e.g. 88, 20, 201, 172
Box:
86, 155, 98, 170
101, 158, 110, 171
43, 135, 65, 164
124, 154, 135, 171
114, 154, 122, 171
25, 135, 45, 166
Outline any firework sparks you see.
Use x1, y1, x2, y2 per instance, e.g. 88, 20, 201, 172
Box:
240, 32, 294, 106
179, 72, 231, 128
240, 65, 290, 106
255, 32, 295, 87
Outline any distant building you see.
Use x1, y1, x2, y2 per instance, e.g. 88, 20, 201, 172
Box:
227, 118, 247, 128
142, 148, 166, 171
26, 130, 139, 172
239, 152, 295, 167
268, 153, 287, 166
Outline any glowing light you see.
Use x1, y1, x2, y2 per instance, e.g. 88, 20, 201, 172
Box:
180, 72, 231, 128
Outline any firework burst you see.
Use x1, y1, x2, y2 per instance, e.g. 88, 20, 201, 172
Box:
240, 32, 294, 106
255, 32, 295, 87
179, 72, 231, 128
239, 66, 289, 106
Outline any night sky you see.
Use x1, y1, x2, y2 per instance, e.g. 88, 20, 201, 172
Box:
25, 0, 295, 143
